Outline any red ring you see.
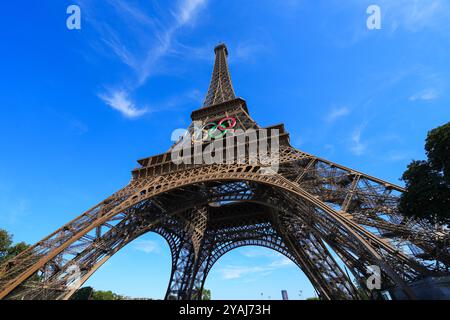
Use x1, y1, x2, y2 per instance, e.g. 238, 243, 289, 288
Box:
218, 117, 237, 131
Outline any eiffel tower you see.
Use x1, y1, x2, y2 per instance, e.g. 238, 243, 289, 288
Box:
0, 44, 448, 300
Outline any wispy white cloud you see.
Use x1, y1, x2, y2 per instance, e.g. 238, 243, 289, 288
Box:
216, 248, 295, 280
217, 265, 268, 280
79, 0, 209, 118
109, 0, 155, 27
386, 150, 413, 162
344, 0, 450, 33
174, 0, 207, 25
138, 0, 207, 86
217, 258, 294, 280
233, 41, 267, 63
133, 240, 161, 254
329, 0, 450, 47
409, 88, 439, 101
99, 90, 149, 118
99, 25, 138, 70
382, 0, 450, 33
240, 248, 278, 259
268, 257, 293, 268
325, 106, 350, 123
349, 123, 368, 156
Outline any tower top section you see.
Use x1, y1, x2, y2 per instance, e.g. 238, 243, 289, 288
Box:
203, 43, 236, 107
214, 43, 228, 56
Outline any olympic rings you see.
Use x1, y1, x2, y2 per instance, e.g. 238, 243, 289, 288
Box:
208, 125, 227, 139
218, 117, 237, 131
190, 125, 206, 143
189, 117, 237, 142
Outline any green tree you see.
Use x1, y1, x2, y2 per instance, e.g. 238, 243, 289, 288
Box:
399, 122, 450, 225
0, 229, 29, 264
71, 287, 94, 300
70, 287, 130, 300
92, 290, 126, 300
202, 289, 211, 300
0, 229, 13, 263
426, 122, 450, 184
191, 287, 212, 300
7, 242, 29, 260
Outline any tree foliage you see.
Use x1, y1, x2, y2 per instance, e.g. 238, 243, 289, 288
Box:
71, 287, 94, 300
202, 289, 211, 300
0, 229, 13, 263
191, 287, 212, 300
92, 290, 127, 300
0, 229, 29, 264
71, 287, 154, 300
400, 122, 450, 225
425, 122, 450, 184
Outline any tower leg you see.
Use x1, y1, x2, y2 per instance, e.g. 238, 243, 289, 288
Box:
165, 207, 209, 300
281, 228, 359, 299
165, 238, 196, 300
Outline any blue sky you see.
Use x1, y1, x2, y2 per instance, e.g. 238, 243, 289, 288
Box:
0, 0, 449, 299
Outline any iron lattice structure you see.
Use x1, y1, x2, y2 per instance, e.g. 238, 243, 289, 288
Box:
0, 44, 449, 300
